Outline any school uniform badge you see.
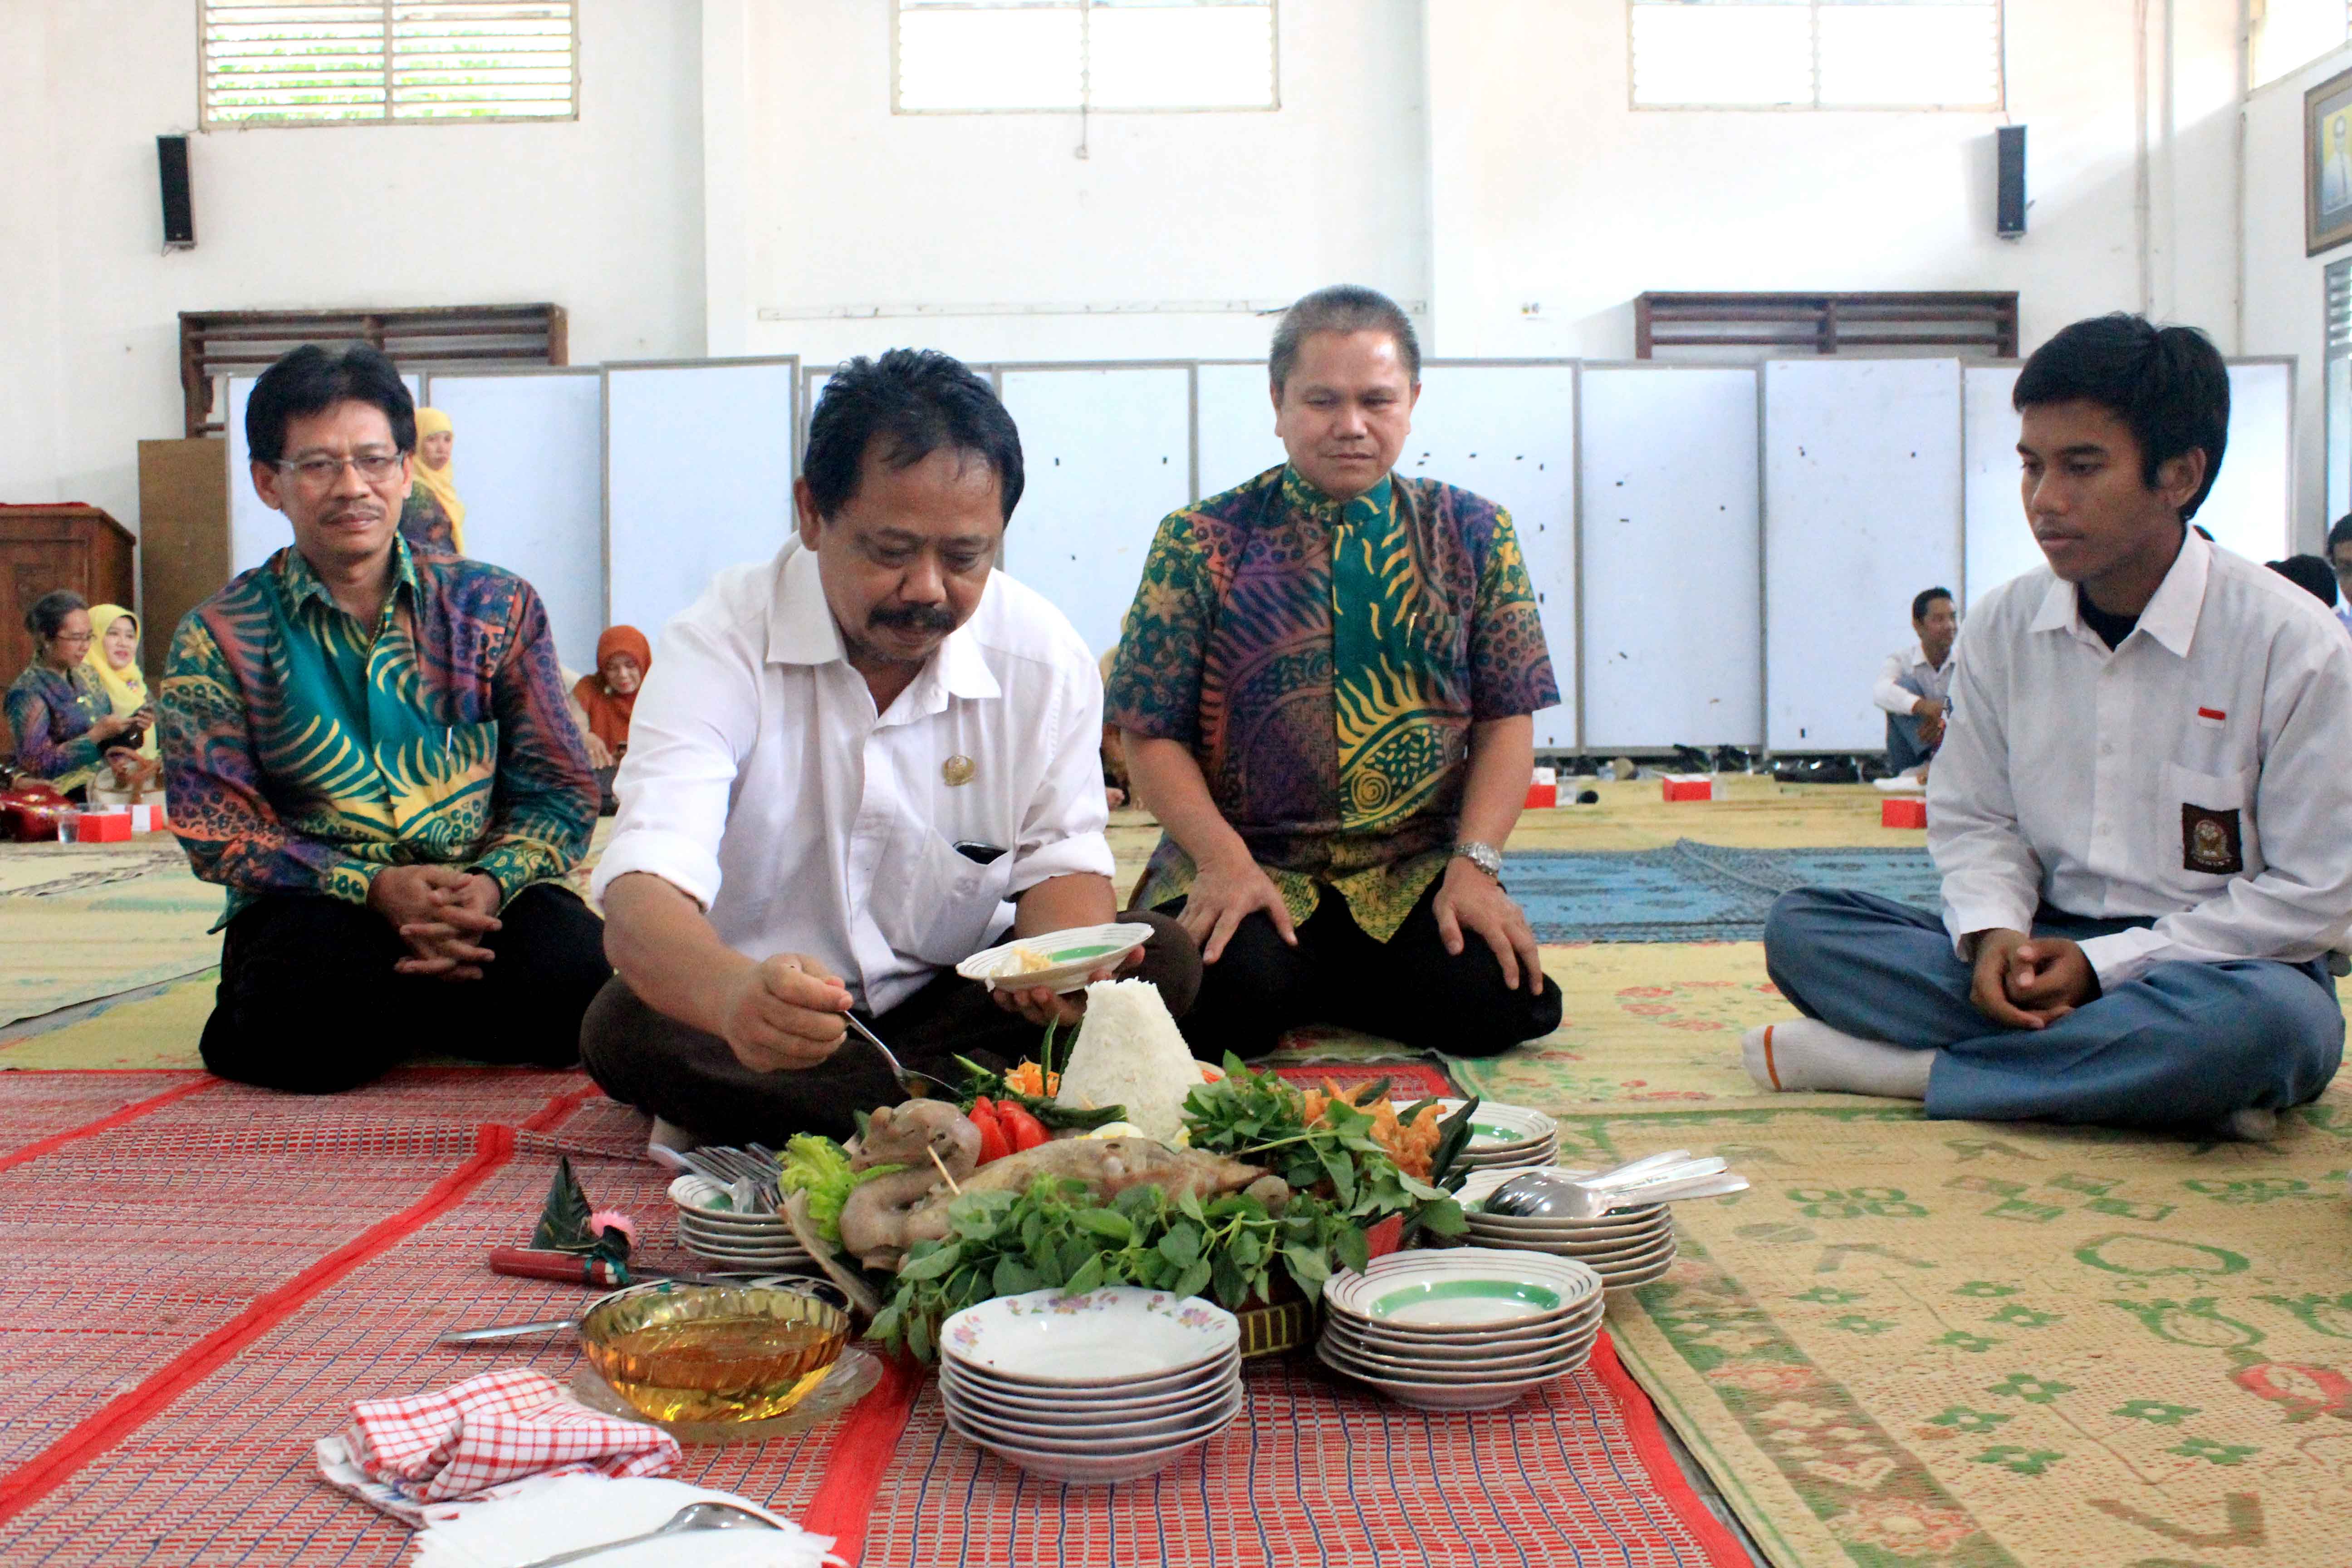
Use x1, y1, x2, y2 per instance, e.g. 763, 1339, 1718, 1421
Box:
2182, 803, 2244, 874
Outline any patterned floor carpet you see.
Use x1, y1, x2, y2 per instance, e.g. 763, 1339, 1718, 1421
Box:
1508, 840, 1941, 943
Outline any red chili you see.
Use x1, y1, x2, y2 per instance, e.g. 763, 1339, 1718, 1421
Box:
996, 1102, 1048, 1153
968, 1098, 1011, 1165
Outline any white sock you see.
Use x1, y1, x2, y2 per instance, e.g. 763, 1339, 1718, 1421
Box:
2216, 1107, 2278, 1142
1742, 1020, 1935, 1100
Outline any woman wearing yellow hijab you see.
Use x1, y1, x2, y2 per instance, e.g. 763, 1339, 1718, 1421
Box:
400, 407, 467, 556
81, 604, 158, 762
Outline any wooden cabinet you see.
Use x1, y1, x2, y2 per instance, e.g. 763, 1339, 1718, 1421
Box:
0, 505, 137, 764
138, 439, 230, 688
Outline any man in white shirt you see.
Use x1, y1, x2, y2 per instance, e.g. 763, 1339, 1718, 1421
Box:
1872, 588, 1957, 779
2324, 514, 2352, 641
579, 350, 1200, 1142
1743, 314, 2351, 1137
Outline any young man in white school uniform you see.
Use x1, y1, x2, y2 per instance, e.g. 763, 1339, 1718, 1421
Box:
579, 350, 1201, 1143
1746, 314, 2352, 1137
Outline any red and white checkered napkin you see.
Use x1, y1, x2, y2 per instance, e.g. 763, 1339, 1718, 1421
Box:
318, 1367, 679, 1518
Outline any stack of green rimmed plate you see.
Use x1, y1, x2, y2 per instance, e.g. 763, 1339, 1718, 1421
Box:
1395, 1098, 1558, 1173
1453, 1166, 1678, 1291
1315, 1251, 1605, 1411
669, 1174, 814, 1269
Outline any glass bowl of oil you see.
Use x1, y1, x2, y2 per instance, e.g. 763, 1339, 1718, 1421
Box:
579, 1282, 851, 1423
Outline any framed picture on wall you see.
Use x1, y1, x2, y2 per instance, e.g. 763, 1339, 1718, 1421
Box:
2308, 67, 2352, 255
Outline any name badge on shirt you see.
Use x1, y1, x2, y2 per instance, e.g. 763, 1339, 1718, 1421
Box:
2182, 804, 2244, 875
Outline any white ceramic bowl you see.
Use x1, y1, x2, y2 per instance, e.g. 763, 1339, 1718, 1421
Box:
1322, 1252, 1601, 1332
943, 1349, 1240, 1407
1313, 1340, 1578, 1411
1323, 1294, 1606, 1361
1482, 1233, 1678, 1273
940, 1288, 1240, 1386
1319, 1324, 1598, 1381
952, 1421, 1229, 1485
1388, 1099, 1558, 1152
956, 923, 1158, 995
945, 1385, 1243, 1453
1594, 1252, 1679, 1291
1465, 1226, 1673, 1263
943, 1361, 1235, 1413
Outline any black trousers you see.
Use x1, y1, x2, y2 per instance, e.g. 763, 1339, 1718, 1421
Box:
578, 910, 1202, 1145
1166, 877, 1561, 1063
198, 884, 612, 1094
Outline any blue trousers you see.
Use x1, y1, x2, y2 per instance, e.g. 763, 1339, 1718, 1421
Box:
1885, 672, 1937, 773
1763, 888, 2344, 1128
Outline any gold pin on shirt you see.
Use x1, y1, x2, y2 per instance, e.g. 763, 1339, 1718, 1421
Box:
942, 755, 976, 787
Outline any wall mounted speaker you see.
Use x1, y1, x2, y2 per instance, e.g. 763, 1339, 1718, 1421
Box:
158, 135, 195, 250
1996, 125, 2026, 238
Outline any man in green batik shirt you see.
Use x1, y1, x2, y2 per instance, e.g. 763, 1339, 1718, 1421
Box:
1107, 285, 1563, 1060
162, 344, 610, 1093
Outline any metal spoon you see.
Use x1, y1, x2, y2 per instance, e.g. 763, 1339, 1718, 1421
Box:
839, 1011, 950, 1098
1483, 1152, 1695, 1216
513, 1501, 781, 1568
1488, 1166, 1746, 1221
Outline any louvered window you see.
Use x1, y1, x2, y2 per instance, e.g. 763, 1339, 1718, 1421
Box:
894, 0, 1277, 114
201, 1, 578, 127
1630, 1, 2002, 111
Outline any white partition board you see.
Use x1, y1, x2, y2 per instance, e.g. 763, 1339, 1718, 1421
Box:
1195, 362, 1287, 495
421, 370, 605, 673
1961, 364, 2041, 608
226, 372, 421, 578
1579, 365, 1760, 750
605, 358, 797, 638
1964, 359, 2294, 611
1404, 364, 1580, 749
2199, 362, 2293, 564
995, 366, 1194, 658
1764, 359, 1963, 752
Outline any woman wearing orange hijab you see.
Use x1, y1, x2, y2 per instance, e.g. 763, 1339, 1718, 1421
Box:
572, 626, 650, 771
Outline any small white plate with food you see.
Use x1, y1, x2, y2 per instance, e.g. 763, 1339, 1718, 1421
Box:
956, 923, 1156, 995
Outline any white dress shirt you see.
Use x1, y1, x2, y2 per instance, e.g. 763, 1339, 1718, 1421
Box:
1872, 642, 1953, 716
1928, 530, 2352, 988
591, 540, 1115, 1015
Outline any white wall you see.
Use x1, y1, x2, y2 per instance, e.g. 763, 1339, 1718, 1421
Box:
0, 0, 706, 538
2244, 42, 2352, 550
1421, 0, 2244, 362
712, 0, 1432, 369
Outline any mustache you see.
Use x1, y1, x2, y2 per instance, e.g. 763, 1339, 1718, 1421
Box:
868, 604, 957, 634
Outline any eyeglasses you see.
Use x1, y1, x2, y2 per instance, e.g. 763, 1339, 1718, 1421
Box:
50, 631, 93, 646
275, 451, 406, 487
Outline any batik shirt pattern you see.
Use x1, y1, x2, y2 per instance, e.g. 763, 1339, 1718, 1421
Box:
399, 488, 460, 557
5, 663, 110, 793
161, 537, 595, 925
1107, 464, 1557, 941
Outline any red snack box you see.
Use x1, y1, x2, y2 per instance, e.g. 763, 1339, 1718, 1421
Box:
1525, 766, 1558, 809
1661, 774, 1713, 802
1882, 798, 1928, 829
78, 810, 134, 843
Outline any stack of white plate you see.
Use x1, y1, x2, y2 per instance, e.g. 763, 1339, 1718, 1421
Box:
940, 1287, 1244, 1485
1454, 1166, 1678, 1291
1316, 1251, 1605, 1411
1400, 1098, 1558, 1173
669, 1174, 813, 1270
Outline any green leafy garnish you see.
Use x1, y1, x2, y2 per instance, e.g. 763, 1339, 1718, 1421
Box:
776, 1134, 904, 1246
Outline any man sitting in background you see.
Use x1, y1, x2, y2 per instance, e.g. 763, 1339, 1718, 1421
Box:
1872, 587, 1957, 783
580, 350, 1200, 1145
1746, 314, 2352, 1138
2324, 514, 2352, 639
164, 344, 609, 1093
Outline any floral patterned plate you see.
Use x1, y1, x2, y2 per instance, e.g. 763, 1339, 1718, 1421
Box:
940, 1287, 1241, 1385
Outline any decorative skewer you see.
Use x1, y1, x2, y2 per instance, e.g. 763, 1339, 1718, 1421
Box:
928, 1145, 964, 1196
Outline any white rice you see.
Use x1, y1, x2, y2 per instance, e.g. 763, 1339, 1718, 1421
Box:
1054, 979, 1203, 1143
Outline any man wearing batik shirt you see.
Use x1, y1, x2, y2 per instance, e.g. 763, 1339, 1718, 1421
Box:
163, 345, 609, 1093
1109, 285, 1563, 1060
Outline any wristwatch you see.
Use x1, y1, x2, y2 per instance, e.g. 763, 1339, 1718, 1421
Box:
1451, 840, 1503, 879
